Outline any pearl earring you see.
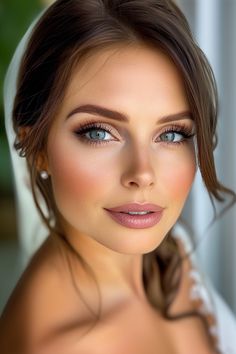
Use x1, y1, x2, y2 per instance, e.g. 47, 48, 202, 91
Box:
40, 170, 49, 180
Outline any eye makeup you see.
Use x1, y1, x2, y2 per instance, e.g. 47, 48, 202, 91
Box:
73, 119, 196, 147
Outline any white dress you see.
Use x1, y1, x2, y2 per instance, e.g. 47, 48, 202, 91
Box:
172, 223, 236, 354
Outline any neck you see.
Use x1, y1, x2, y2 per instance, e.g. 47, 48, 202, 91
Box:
54, 221, 149, 311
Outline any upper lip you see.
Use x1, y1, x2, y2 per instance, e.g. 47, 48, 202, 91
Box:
105, 202, 164, 213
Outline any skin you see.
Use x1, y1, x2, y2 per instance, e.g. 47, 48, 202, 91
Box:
41, 43, 197, 311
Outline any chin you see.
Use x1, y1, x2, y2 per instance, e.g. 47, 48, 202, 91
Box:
100, 231, 167, 255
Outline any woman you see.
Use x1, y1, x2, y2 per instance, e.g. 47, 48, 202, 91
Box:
1, 0, 236, 353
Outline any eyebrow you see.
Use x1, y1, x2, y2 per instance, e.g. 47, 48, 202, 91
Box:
66, 104, 193, 124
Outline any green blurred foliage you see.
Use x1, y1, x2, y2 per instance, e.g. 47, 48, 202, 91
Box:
0, 0, 43, 194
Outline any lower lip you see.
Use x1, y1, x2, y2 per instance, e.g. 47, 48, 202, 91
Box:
104, 209, 163, 229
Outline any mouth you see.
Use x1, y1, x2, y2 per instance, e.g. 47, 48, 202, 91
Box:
104, 209, 163, 229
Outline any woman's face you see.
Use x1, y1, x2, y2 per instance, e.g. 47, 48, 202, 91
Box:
46, 44, 197, 255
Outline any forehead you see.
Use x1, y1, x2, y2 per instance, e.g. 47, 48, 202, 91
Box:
60, 43, 189, 119
68, 44, 185, 91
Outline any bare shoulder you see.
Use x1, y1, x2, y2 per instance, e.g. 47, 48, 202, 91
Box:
0, 236, 94, 354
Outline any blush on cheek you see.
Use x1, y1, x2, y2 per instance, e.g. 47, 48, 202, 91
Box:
47, 140, 112, 219
159, 150, 196, 199
51, 158, 99, 204
167, 167, 195, 198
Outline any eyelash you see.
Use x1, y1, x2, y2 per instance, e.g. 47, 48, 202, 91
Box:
73, 121, 196, 147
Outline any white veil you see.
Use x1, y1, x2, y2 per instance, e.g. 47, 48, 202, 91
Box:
3, 9, 48, 269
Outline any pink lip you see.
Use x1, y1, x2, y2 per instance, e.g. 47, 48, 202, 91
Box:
104, 202, 164, 229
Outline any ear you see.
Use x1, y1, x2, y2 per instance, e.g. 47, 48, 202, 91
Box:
18, 127, 50, 175
18, 126, 31, 142
36, 151, 50, 174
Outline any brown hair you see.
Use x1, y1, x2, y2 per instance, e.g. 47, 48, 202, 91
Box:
12, 0, 236, 346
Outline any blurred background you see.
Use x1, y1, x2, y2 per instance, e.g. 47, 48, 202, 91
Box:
0, 0, 236, 317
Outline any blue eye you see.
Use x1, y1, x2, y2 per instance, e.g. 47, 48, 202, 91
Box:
155, 124, 196, 146
160, 131, 189, 144
85, 128, 111, 141
74, 123, 115, 146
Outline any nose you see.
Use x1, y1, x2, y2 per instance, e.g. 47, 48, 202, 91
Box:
120, 145, 155, 189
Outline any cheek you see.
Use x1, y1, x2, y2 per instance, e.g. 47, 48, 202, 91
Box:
158, 146, 196, 200
51, 156, 98, 203
47, 138, 114, 209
